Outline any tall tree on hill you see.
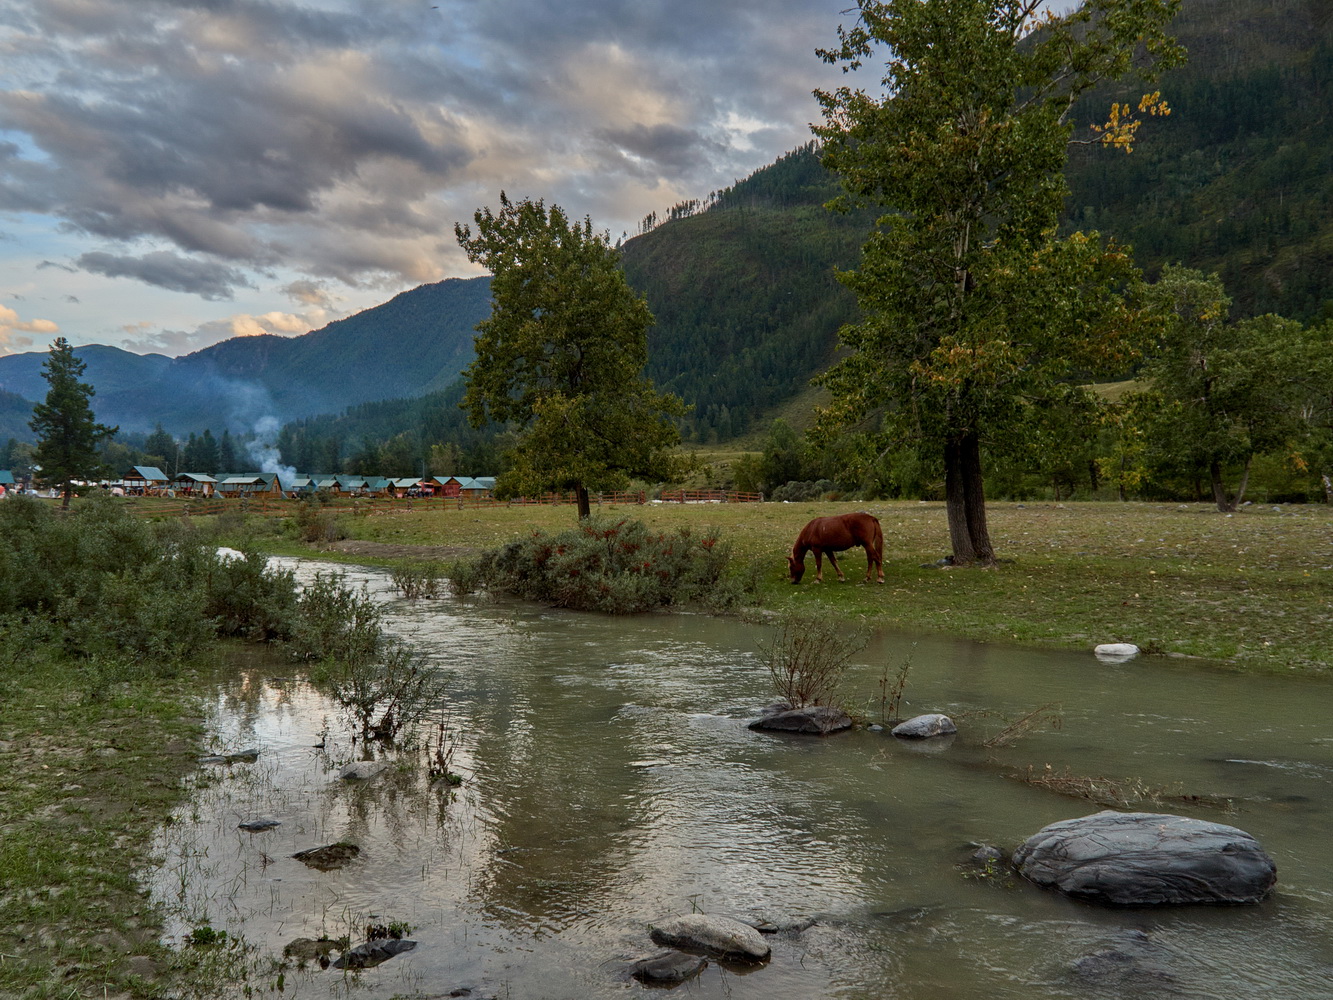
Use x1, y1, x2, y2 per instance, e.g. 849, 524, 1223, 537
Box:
143, 422, 177, 473
29, 337, 117, 508
456, 193, 684, 519
219, 429, 239, 472
813, 0, 1182, 564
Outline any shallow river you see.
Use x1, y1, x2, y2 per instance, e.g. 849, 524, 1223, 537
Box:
148, 559, 1333, 999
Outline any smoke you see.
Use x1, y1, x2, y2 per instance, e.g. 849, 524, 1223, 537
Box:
247, 415, 298, 482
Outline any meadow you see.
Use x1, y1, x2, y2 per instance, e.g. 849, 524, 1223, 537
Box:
262, 498, 1333, 674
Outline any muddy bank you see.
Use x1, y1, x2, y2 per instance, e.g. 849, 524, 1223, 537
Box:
321, 539, 476, 560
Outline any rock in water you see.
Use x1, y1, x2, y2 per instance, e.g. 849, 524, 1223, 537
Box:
1013, 811, 1276, 905
628, 950, 707, 983
1094, 643, 1140, 660
649, 914, 771, 962
339, 760, 388, 780
292, 843, 360, 870
237, 817, 281, 832
332, 939, 416, 969
748, 705, 852, 735
891, 713, 957, 739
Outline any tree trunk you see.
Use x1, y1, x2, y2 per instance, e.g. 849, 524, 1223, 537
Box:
575, 483, 591, 520
1232, 454, 1253, 508
1209, 458, 1235, 512
1323, 473, 1333, 505
61, 481, 73, 509
944, 432, 995, 565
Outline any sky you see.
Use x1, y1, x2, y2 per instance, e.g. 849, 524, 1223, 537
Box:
0, 0, 1079, 360
0, 0, 859, 358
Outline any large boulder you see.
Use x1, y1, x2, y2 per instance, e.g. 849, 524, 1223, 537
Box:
891, 714, 957, 739
1013, 811, 1276, 906
748, 705, 852, 735
649, 914, 771, 962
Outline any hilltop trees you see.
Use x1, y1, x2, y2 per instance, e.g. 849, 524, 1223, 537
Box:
456, 194, 683, 519
29, 337, 116, 507
813, 0, 1181, 563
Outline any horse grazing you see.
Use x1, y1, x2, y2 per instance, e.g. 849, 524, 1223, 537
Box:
788, 512, 885, 584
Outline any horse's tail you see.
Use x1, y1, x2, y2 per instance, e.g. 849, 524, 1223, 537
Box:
870, 515, 884, 560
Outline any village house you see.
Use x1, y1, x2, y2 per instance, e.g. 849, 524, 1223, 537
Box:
122, 466, 169, 495
171, 472, 217, 497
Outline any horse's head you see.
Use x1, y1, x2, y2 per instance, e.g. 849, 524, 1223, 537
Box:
787, 552, 805, 584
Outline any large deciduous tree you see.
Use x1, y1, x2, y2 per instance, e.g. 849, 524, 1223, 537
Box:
456, 194, 684, 519
29, 337, 117, 508
813, 0, 1181, 564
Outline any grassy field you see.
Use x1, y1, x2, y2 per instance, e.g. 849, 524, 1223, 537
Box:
0, 652, 258, 999
260, 498, 1333, 674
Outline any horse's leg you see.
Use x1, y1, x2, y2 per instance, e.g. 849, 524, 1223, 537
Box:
827, 550, 845, 582
813, 550, 824, 583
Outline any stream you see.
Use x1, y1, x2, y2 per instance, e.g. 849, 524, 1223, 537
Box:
146, 557, 1333, 998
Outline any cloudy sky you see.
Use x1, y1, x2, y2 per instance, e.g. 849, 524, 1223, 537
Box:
0, 0, 871, 358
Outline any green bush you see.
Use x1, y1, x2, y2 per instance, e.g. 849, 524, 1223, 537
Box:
286, 572, 382, 663
390, 562, 445, 599
462, 516, 754, 613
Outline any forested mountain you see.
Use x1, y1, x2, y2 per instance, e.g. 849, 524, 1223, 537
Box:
0, 277, 490, 437
1065, 0, 1333, 320
624, 145, 870, 442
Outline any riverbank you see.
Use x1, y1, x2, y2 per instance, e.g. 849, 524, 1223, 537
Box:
0, 649, 262, 999
250, 499, 1333, 675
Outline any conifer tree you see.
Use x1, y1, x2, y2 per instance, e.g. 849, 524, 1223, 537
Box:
29, 337, 117, 507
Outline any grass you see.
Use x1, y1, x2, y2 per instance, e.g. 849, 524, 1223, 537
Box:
245, 498, 1333, 674
0, 649, 266, 998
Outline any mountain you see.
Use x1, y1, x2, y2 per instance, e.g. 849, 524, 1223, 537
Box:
0, 276, 491, 437
624, 145, 870, 441
1065, 0, 1333, 320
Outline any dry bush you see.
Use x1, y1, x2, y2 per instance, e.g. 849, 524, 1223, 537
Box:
761, 611, 868, 708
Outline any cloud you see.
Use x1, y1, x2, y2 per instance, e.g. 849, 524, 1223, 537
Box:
77, 250, 256, 300
0, 0, 853, 300
0, 303, 58, 354
117, 307, 329, 356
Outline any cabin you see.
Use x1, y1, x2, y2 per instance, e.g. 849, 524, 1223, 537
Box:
215, 475, 268, 498
123, 466, 169, 495
390, 477, 426, 498
0, 470, 15, 496
432, 475, 463, 497
460, 476, 496, 499
334, 475, 369, 496
363, 476, 393, 496
171, 472, 218, 497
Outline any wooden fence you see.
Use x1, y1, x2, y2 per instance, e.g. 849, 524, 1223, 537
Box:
656, 489, 763, 503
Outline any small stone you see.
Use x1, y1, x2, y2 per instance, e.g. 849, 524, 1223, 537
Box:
628, 950, 707, 984
891, 713, 957, 739
124, 955, 158, 979
293, 843, 361, 870
339, 760, 388, 780
332, 938, 416, 969
237, 817, 281, 832
1094, 643, 1140, 660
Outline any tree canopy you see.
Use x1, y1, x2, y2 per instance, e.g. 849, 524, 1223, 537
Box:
29, 337, 117, 507
456, 194, 684, 519
812, 0, 1182, 564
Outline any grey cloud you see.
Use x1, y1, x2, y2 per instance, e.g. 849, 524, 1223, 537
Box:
77, 250, 256, 300
1, 0, 852, 296
38, 260, 77, 272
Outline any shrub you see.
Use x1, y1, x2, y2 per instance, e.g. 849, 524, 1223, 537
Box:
462, 516, 754, 613
293, 500, 347, 543
390, 562, 445, 599
310, 639, 446, 742
206, 549, 299, 641
770, 479, 838, 502
760, 611, 868, 708
286, 572, 382, 663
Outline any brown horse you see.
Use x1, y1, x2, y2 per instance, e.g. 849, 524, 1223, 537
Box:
788, 512, 885, 584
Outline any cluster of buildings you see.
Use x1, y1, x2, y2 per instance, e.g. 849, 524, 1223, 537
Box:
116, 466, 498, 500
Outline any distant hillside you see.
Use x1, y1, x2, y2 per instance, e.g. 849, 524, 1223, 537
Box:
1065, 0, 1333, 320
0, 387, 34, 442
0, 276, 491, 436
623, 145, 870, 441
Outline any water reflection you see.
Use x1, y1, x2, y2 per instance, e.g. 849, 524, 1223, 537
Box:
146, 559, 1333, 999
